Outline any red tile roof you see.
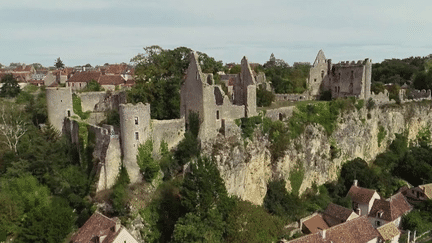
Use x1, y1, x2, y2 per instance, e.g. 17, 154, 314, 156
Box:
70, 212, 121, 243
106, 64, 128, 75
288, 216, 379, 243
14, 65, 32, 72
302, 214, 329, 234
67, 71, 101, 83
348, 185, 378, 205
324, 203, 355, 222
368, 192, 412, 222
98, 75, 125, 85
377, 223, 400, 241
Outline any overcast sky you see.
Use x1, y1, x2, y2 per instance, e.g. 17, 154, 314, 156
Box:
1, 0, 431, 67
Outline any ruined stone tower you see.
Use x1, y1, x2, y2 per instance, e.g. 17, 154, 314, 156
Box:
46, 87, 74, 132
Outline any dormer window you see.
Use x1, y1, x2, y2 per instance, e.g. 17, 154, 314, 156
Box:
377, 211, 383, 218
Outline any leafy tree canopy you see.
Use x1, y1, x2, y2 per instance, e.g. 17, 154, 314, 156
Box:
128, 46, 223, 120
0, 74, 20, 98
55, 57, 65, 69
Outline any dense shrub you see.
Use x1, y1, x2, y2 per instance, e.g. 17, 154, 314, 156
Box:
257, 87, 275, 107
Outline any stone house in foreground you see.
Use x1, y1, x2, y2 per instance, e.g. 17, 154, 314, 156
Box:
367, 192, 412, 228
286, 216, 380, 243
402, 183, 432, 202
70, 211, 139, 243
347, 180, 381, 216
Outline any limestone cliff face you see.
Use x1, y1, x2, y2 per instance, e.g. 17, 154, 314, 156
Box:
202, 102, 432, 205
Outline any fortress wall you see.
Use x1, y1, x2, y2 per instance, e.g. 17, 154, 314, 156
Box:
77, 92, 107, 112
63, 117, 80, 145
151, 118, 185, 154
46, 87, 74, 132
264, 106, 295, 121
274, 93, 308, 102
330, 65, 364, 98
119, 103, 151, 183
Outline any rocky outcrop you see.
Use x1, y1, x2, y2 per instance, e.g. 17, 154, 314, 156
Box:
203, 101, 432, 205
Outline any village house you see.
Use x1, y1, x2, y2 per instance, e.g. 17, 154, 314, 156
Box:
367, 192, 412, 228
300, 214, 329, 234
347, 180, 381, 216
66, 71, 101, 90
376, 222, 401, 243
402, 183, 432, 202
285, 216, 380, 243
70, 212, 139, 243
322, 203, 359, 227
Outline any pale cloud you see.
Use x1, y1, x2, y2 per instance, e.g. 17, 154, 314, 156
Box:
1, 0, 432, 66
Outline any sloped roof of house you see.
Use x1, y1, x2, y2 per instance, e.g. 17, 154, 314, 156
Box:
70, 211, 121, 243
324, 203, 356, 222
14, 65, 32, 72
419, 183, 432, 198
106, 64, 128, 75
377, 222, 400, 241
67, 71, 101, 83
347, 185, 379, 204
288, 216, 379, 243
302, 214, 329, 234
368, 192, 412, 222
98, 75, 126, 85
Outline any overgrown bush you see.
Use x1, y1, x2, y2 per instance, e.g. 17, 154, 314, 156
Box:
72, 94, 90, 120
377, 125, 387, 147
257, 87, 275, 107
319, 90, 332, 101
137, 140, 160, 183
104, 109, 120, 126
111, 165, 130, 216
366, 98, 375, 110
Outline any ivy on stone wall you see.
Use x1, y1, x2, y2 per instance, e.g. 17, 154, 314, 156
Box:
72, 94, 90, 120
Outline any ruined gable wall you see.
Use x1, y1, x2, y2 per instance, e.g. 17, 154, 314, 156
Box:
241, 57, 257, 117
46, 87, 74, 132
181, 53, 204, 124
119, 103, 151, 183
308, 54, 329, 98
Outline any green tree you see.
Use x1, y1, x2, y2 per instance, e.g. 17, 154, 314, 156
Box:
226, 200, 285, 243
55, 57, 65, 69
0, 74, 20, 98
137, 139, 160, 182
0, 101, 29, 153
129, 46, 223, 120
172, 157, 235, 242
256, 87, 275, 107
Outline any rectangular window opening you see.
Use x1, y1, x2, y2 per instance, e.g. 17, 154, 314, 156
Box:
135, 132, 139, 140
135, 117, 139, 125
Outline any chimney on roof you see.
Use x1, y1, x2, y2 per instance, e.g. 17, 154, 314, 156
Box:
353, 180, 358, 186
322, 229, 326, 239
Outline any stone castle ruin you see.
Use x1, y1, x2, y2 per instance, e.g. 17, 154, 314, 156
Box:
46, 50, 432, 193
46, 51, 259, 190
307, 50, 372, 100
181, 52, 257, 140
